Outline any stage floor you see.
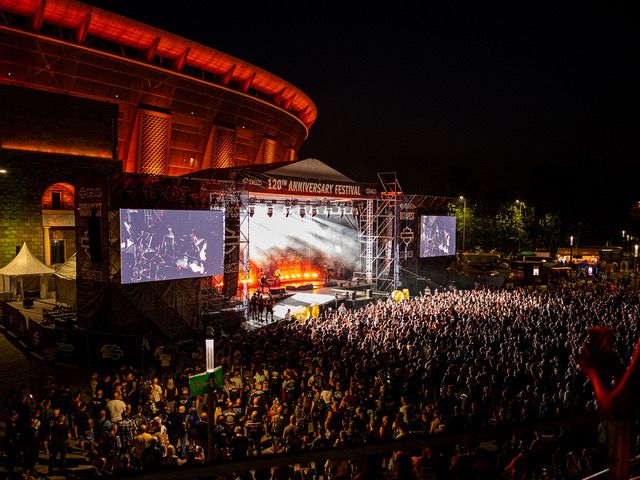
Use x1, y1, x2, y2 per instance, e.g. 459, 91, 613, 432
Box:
243, 282, 377, 330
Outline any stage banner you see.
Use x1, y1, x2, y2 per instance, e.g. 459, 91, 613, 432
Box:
4, 303, 28, 341
75, 175, 110, 329
109, 173, 228, 210
399, 198, 419, 260
27, 319, 52, 355
237, 171, 379, 199
53, 329, 87, 364
87, 332, 143, 370
222, 189, 241, 298
1, 302, 9, 330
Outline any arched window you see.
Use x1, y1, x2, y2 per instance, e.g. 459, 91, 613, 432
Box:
42, 183, 75, 210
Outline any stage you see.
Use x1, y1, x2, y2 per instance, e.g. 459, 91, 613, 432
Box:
243, 281, 380, 330
0, 297, 80, 359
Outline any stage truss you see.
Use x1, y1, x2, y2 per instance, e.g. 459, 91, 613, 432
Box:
355, 173, 402, 292
357, 176, 455, 293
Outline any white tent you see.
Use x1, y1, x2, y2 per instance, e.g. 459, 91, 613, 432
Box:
265, 158, 356, 182
54, 253, 76, 309
0, 242, 54, 300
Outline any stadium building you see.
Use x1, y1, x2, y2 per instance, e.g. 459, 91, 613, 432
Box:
0, 0, 316, 267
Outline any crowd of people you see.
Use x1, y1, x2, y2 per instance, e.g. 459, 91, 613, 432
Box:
2, 279, 640, 479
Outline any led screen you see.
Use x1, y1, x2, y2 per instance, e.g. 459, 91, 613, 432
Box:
120, 209, 224, 284
419, 215, 457, 257
249, 204, 359, 283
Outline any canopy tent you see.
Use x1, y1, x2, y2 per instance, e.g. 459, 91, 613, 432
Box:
264, 158, 356, 182
0, 242, 55, 299
54, 253, 76, 309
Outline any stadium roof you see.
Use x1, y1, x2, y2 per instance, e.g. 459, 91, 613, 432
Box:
0, 0, 317, 127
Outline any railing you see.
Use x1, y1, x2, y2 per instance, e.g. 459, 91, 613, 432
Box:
126, 413, 607, 480
582, 454, 640, 479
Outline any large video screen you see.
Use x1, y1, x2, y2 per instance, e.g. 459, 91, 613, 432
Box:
420, 215, 457, 258
249, 204, 359, 283
120, 209, 224, 284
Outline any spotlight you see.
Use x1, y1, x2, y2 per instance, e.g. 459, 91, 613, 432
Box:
249, 206, 255, 217
311, 206, 318, 217
267, 205, 273, 217
300, 206, 306, 218
285, 207, 290, 218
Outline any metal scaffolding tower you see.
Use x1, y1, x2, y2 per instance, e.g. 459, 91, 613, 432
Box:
237, 191, 251, 313
358, 172, 403, 292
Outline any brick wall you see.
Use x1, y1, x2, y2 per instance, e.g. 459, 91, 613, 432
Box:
0, 150, 120, 266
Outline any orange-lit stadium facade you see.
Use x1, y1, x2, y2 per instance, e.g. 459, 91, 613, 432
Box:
0, 0, 317, 175
0, 0, 317, 272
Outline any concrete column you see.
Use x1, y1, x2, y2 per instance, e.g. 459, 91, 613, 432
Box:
43, 226, 51, 265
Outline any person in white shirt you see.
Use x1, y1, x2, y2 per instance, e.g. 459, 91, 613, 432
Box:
151, 377, 163, 404
106, 391, 126, 423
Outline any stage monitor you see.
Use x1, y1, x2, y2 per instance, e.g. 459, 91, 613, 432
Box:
419, 215, 457, 258
120, 209, 224, 284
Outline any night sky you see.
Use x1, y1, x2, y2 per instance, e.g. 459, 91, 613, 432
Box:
84, 2, 639, 243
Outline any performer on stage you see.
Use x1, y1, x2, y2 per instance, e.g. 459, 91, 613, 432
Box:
257, 294, 265, 322
259, 273, 270, 293
265, 294, 275, 323
249, 292, 259, 321
273, 268, 282, 287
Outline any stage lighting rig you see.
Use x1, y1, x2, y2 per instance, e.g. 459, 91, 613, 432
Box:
267, 205, 273, 217
249, 205, 255, 217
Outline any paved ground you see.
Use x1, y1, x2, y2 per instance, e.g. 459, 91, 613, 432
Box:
0, 326, 97, 479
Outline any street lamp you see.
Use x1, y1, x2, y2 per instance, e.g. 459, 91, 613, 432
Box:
515, 200, 525, 254
459, 196, 466, 254
634, 244, 638, 292
569, 235, 574, 265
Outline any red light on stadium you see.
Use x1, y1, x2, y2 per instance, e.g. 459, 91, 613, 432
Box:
311, 273, 319, 278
